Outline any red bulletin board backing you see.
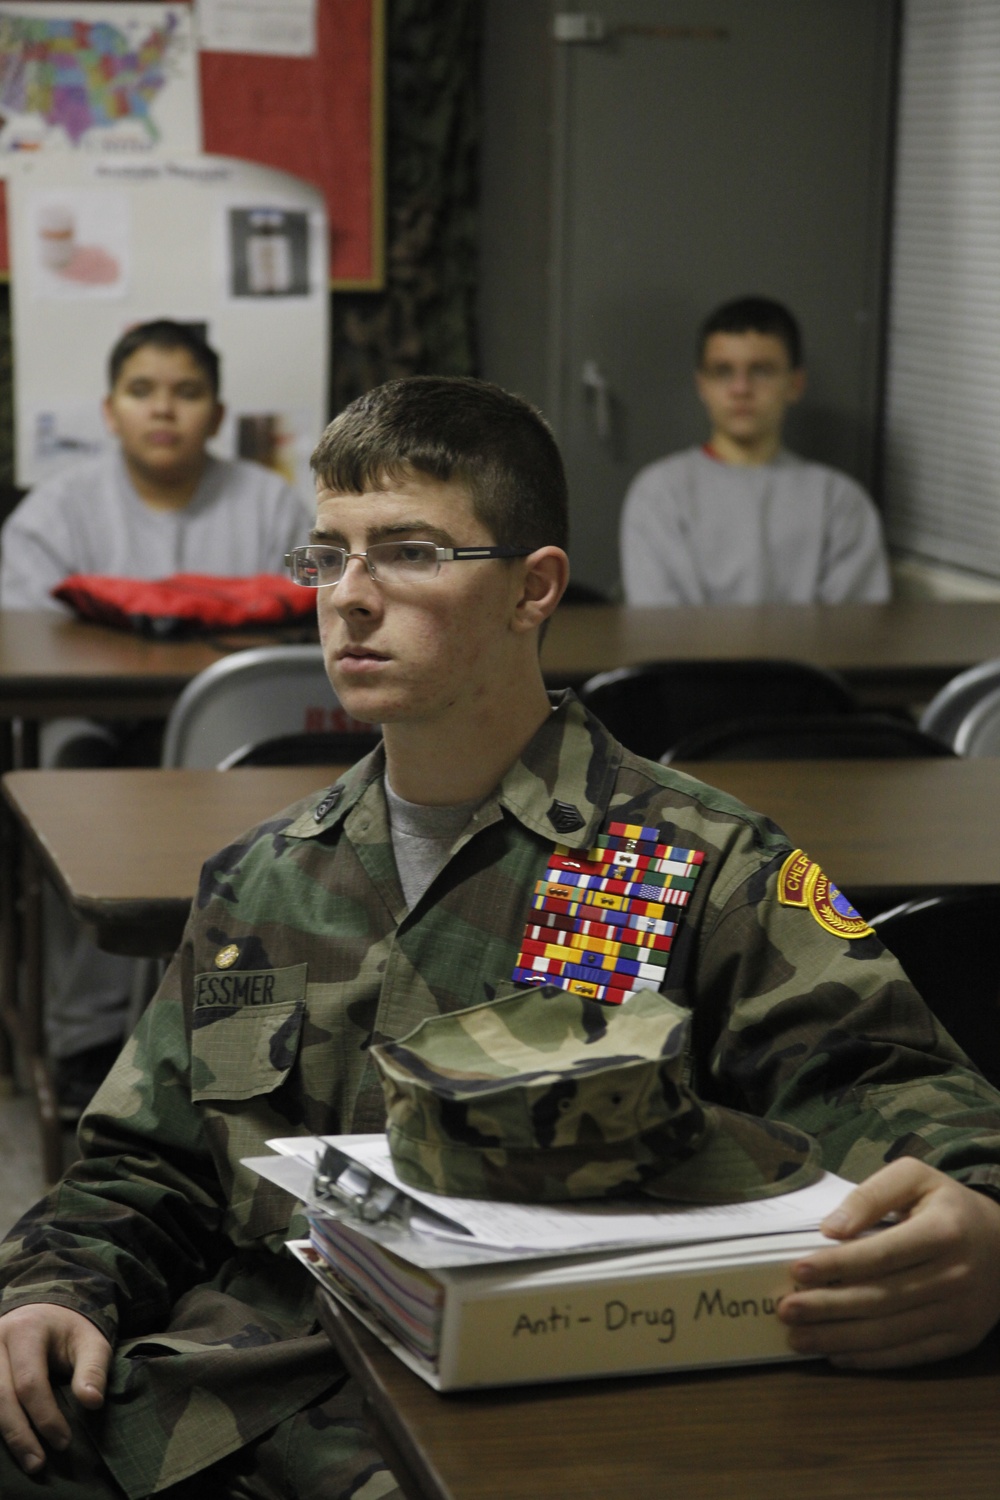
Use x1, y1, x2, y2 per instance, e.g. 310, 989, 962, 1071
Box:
0, 0, 385, 288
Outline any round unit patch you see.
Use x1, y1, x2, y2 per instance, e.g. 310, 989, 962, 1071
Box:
777, 849, 873, 940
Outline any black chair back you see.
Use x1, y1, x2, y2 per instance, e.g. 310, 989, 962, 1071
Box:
663, 712, 956, 763
219, 730, 381, 768
871, 893, 1000, 1088
578, 659, 857, 760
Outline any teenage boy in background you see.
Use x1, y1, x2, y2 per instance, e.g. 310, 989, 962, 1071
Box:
0, 319, 312, 1113
619, 295, 891, 605
0, 377, 998, 1498
1, 317, 309, 613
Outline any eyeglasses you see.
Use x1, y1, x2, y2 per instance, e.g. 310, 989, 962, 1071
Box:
285, 541, 533, 589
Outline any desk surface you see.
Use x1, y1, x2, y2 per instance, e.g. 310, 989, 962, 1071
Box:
5, 758, 1000, 956
0, 609, 229, 711
6, 601, 1000, 718
3, 766, 343, 954
320, 1293, 1000, 1500
540, 599, 1000, 696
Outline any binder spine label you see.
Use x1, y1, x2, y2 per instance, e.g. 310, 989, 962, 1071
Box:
444, 1259, 804, 1386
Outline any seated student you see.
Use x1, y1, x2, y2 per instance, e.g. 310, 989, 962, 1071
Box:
1, 376, 999, 1499
619, 296, 892, 605
1, 317, 310, 614
0, 318, 312, 1114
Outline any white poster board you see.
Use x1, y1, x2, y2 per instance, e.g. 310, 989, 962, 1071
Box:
0, 3, 200, 154
6, 151, 328, 495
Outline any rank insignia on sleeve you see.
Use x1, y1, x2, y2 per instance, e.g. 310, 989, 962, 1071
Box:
512, 821, 705, 1005
777, 849, 873, 939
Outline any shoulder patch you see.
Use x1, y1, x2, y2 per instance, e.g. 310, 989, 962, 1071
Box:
777, 849, 873, 939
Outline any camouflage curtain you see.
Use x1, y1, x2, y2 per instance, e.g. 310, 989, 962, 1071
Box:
330, 0, 482, 413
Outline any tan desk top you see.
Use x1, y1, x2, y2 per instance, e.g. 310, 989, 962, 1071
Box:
672, 757, 1000, 894
5, 758, 1000, 957
540, 600, 1000, 698
5, 600, 1000, 724
3, 766, 345, 955
0, 609, 229, 717
320, 1294, 1000, 1500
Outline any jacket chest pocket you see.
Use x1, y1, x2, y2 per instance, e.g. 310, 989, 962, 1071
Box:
191, 962, 307, 1102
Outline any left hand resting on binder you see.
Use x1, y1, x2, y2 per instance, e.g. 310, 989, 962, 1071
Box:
777, 1157, 1000, 1369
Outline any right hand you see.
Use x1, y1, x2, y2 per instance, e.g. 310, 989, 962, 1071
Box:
0, 1304, 111, 1474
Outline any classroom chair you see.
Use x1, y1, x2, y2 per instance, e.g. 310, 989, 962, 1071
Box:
871, 892, 1000, 1089
661, 712, 956, 764
578, 659, 858, 761
918, 658, 1000, 747
950, 683, 1000, 756
219, 729, 381, 768
161, 644, 370, 768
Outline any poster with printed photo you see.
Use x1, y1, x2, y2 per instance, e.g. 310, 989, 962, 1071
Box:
6, 151, 328, 491
29, 188, 130, 300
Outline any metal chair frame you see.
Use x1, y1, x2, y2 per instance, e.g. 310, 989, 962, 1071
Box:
952, 683, 1000, 757
161, 644, 356, 768
918, 658, 1000, 747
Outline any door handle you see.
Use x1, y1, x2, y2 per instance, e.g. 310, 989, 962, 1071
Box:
581, 359, 612, 441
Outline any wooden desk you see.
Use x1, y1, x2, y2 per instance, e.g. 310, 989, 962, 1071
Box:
0, 609, 226, 730
319, 1292, 1000, 1500
0, 611, 315, 1100
5, 757, 1000, 1179
6, 600, 1000, 730
3, 766, 343, 958
541, 600, 1000, 705
6, 758, 1000, 957
1, 766, 343, 1181
673, 757, 1000, 903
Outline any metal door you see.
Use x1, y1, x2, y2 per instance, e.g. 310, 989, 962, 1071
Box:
543, 0, 897, 590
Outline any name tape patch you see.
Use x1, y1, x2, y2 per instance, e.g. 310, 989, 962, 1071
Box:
194, 961, 308, 1010
777, 849, 873, 939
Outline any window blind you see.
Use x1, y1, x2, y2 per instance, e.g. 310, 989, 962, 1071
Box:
884, 0, 1000, 578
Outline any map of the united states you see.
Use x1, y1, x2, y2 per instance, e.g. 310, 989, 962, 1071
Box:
0, 10, 178, 145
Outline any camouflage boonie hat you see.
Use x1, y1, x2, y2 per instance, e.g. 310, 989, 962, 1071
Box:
372, 988, 821, 1204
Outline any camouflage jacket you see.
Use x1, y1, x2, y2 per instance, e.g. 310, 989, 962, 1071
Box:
3, 691, 1000, 1495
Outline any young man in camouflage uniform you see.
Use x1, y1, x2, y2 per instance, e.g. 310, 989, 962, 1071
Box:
2, 376, 1000, 1498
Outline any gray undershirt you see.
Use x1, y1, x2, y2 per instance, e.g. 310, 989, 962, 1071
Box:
385, 778, 486, 909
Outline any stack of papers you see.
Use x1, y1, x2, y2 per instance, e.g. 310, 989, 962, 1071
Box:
243, 1135, 856, 1390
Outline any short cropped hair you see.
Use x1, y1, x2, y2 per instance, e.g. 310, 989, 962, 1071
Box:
697, 296, 803, 370
311, 376, 569, 551
108, 320, 221, 396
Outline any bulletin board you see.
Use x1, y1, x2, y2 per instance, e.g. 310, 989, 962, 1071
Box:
0, 0, 385, 288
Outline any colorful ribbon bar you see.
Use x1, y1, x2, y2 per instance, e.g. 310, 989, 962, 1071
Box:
529, 900, 677, 939
601, 827, 706, 863
512, 966, 633, 1005
517, 938, 669, 981
524, 921, 674, 956
539, 867, 698, 898
549, 850, 702, 880
533, 880, 683, 918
